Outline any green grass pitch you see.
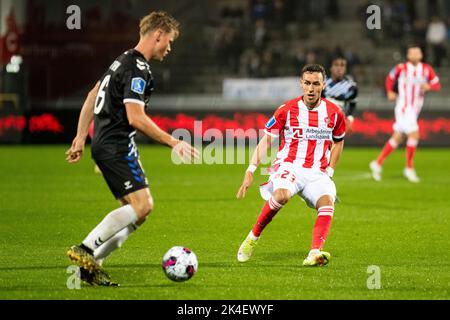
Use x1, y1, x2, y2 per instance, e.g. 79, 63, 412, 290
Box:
0, 145, 449, 300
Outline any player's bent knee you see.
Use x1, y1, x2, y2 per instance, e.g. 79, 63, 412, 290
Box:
141, 198, 154, 217
316, 195, 334, 209
273, 189, 291, 205
132, 198, 153, 222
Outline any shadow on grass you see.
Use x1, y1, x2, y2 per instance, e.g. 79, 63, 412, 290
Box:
157, 197, 233, 203
106, 261, 299, 270
0, 265, 65, 271
258, 250, 308, 262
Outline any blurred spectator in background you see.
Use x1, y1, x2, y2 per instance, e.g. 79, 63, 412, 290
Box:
292, 45, 306, 70
310, 0, 327, 28
253, 19, 269, 54
426, 0, 440, 19
391, 0, 409, 39
214, 21, 242, 73
426, 16, 447, 67
259, 49, 277, 77
220, 3, 245, 22
272, 0, 287, 30
305, 50, 317, 64
242, 48, 261, 77
251, 0, 272, 22
328, 0, 339, 21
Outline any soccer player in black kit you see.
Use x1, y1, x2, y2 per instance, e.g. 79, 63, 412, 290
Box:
65, 11, 198, 286
323, 57, 358, 133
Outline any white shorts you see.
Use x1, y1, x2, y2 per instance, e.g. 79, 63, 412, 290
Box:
260, 162, 336, 209
393, 110, 419, 134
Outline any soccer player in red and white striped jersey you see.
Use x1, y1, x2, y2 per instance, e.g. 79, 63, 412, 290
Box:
370, 45, 441, 183
236, 64, 346, 267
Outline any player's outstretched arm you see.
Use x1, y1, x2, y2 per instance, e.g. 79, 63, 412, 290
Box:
236, 134, 272, 199
125, 103, 199, 163
66, 81, 100, 163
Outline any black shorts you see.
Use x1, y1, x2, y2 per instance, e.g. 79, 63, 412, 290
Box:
94, 154, 149, 199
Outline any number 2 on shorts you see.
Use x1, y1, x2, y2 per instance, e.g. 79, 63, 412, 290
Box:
280, 170, 295, 183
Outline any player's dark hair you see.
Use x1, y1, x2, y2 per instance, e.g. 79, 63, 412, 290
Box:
139, 11, 180, 38
331, 56, 347, 64
405, 43, 422, 53
301, 64, 326, 81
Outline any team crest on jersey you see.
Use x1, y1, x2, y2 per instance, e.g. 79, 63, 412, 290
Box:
324, 116, 334, 128
291, 127, 303, 139
131, 77, 146, 94
266, 116, 277, 129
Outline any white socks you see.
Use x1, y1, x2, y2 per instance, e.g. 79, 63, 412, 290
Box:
82, 204, 138, 251
94, 224, 137, 264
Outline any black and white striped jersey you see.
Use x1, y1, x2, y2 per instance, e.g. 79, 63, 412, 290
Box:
323, 75, 358, 117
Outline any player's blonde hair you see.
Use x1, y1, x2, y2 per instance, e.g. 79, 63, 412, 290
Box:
139, 11, 180, 38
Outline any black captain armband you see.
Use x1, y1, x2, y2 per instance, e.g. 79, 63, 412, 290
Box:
333, 136, 345, 143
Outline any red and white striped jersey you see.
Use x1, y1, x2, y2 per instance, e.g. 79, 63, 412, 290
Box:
264, 97, 346, 171
385, 62, 441, 115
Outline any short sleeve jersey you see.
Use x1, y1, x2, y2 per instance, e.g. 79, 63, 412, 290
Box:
91, 49, 154, 160
385, 62, 440, 115
264, 97, 346, 171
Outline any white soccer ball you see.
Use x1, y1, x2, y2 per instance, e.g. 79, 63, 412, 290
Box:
162, 246, 198, 282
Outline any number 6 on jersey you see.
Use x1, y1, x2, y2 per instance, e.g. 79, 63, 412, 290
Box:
94, 75, 111, 114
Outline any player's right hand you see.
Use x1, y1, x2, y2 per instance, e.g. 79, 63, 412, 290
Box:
236, 171, 253, 199
345, 117, 353, 134
172, 140, 200, 164
387, 91, 397, 101
65, 137, 85, 163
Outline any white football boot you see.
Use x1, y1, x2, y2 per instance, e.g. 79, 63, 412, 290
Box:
369, 161, 382, 182
403, 167, 420, 183
237, 231, 259, 262
302, 249, 331, 267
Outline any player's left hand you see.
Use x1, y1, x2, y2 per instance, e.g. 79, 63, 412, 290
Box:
65, 137, 85, 163
421, 83, 430, 93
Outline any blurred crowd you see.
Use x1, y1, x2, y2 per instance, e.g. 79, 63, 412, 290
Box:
210, 0, 450, 81
211, 0, 352, 78
360, 0, 449, 68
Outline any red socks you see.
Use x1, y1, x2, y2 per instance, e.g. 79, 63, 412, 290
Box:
311, 206, 334, 250
377, 138, 397, 165
252, 197, 283, 237
252, 199, 335, 251
406, 138, 418, 168
377, 137, 419, 168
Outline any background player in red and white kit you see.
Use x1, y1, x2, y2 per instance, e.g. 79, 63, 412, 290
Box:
65, 12, 198, 286
370, 45, 441, 183
236, 64, 346, 267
